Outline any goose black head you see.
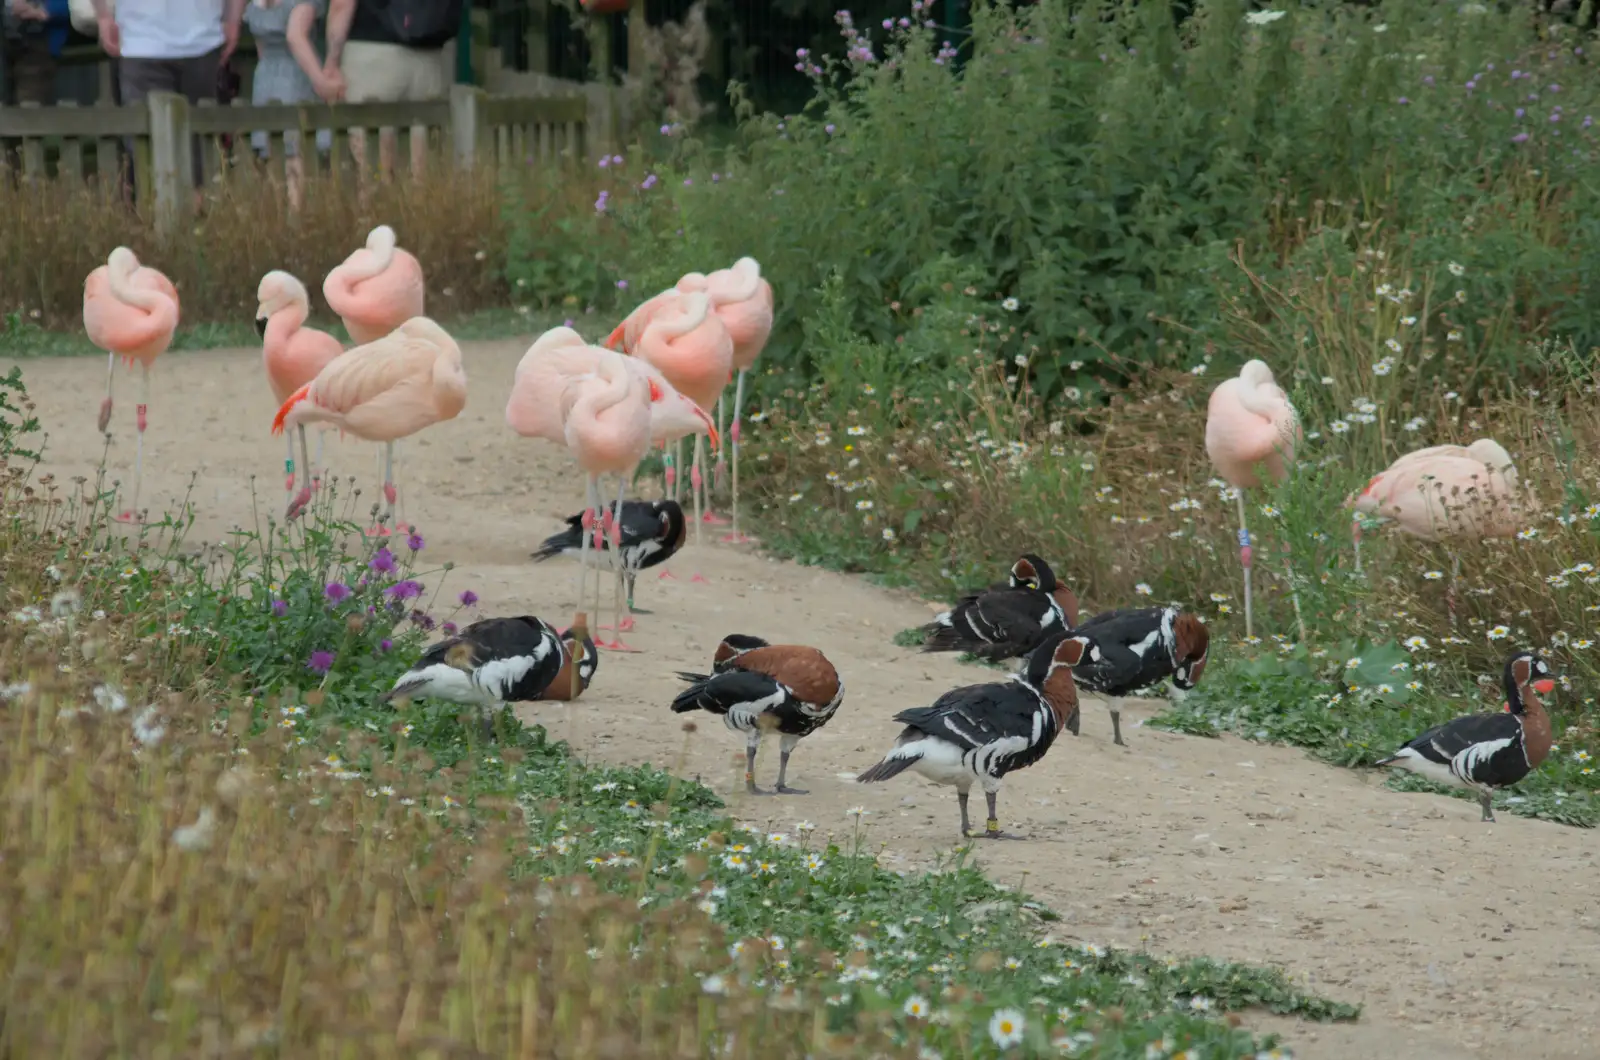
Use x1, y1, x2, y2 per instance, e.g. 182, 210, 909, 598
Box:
1008, 553, 1058, 594
1504, 650, 1555, 714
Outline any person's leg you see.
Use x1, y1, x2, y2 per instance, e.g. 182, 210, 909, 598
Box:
341, 41, 410, 181
175, 48, 223, 190
117, 59, 177, 206
404, 42, 453, 175
12, 37, 58, 107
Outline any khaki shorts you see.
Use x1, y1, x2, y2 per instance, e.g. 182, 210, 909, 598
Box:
342, 40, 453, 102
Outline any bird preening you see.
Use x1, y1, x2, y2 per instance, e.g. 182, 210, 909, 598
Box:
671, 635, 844, 795
920, 553, 1080, 661
858, 632, 1091, 839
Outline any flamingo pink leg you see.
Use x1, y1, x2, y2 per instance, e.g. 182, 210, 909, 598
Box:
577, 478, 598, 621
97, 352, 115, 434
286, 424, 314, 521
720, 369, 756, 545
113, 363, 151, 524
284, 433, 297, 495
364, 441, 398, 537
702, 393, 730, 525
598, 475, 640, 652
1235, 491, 1254, 639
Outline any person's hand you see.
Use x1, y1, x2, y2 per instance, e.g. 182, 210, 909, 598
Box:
11, 2, 48, 21
96, 11, 120, 56
220, 17, 240, 65
313, 68, 346, 103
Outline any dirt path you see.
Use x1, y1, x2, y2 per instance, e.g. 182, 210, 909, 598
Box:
10, 341, 1599, 1059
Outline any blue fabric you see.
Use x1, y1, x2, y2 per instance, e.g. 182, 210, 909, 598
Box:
44, 0, 71, 56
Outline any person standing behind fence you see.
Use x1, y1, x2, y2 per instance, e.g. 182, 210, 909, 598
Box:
245, 0, 343, 209
90, 0, 245, 195
322, 0, 461, 180
5, 0, 70, 106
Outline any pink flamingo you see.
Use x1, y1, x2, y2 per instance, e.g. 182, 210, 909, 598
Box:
630, 290, 734, 554
257, 270, 345, 512
83, 246, 180, 524
1350, 439, 1522, 616
507, 329, 716, 649
271, 317, 466, 532
1204, 359, 1303, 638
605, 286, 688, 499
322, 224, 425, 345
676, 257, 774, 542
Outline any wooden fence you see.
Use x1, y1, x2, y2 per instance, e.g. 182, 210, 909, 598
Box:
0, 84, 594, 231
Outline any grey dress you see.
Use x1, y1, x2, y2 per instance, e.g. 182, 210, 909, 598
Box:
245, 0, 332, 157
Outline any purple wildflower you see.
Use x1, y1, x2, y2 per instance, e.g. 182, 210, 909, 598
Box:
564, 318, 575, 327
379, 639, 392, 653
595, 190, 610, 213
1512, 132, 1530, 143
598, 156, 610, 168
611, 154, 623, 165
406, 531, 425, 551
307, 651, 336, 674
616, 279, 630, 291
271, 600, 288, 617
640, 174, 657, 190
386, 579, 424, 601
825, 123, 836, 134
369, 547, 397, 574
442, 621, 458, 635
324, 582, 352, 604
1423, 75, 1434, 86
1515, 108, 1526, 119
411, 610, 436, 632
684, 178, 693, 186
1397, 97, 1409, 105
459, 590, 479, 607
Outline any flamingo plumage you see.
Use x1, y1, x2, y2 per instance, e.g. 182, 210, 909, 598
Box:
257, 270, 345, 511
322, 225, 425, 346
83, 246, 180, 524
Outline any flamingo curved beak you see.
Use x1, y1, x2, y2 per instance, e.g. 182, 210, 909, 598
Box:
603, 322, 626, 351
701, 409, 721, 451
254, 314, 268, 338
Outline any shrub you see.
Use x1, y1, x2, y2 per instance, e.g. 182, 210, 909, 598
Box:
588, 0, 1600, 400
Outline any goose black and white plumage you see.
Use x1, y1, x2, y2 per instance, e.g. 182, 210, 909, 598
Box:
670, 635, 844, 795
919, 554, 1081, 661
532, 614, 600, 702
530, 499, 685, 613
382, 615, 563, 736
1067, 605, 1209, 746
857, 633, 1091, 839
1376, 650, 1556, 822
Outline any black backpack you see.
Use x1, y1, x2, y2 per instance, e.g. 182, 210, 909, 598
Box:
369, 0, 466, 50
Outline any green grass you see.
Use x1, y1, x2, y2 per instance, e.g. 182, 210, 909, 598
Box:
0, 390, 1359, 1057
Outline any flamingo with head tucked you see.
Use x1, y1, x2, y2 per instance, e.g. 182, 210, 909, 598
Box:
630, 290, 734, 554
1204, 359, 1302, 638
676, 257, 774, 542
322, 225, 426, 345
271, 317, 466, 532
1349, 439, 1522, 617
507, 330, 716, 649
83, 246, 180, 524
257, 270, 345, 511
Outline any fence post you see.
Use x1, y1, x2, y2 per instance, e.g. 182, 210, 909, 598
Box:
449, 84, 484, 170
146, 91, 191, 235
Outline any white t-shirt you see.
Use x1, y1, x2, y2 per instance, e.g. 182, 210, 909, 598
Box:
116, 0, 226, 60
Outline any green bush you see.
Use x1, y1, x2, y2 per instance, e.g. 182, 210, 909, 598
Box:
591, 0, 1600, 400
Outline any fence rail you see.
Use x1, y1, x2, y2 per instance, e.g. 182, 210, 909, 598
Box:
0, 85, 593, 231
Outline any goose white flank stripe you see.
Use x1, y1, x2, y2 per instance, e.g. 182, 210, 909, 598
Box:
920, 553, 1082, 662
1376, 650, 1557, 822
1067, 605, 1209, 746
670, 636, 844, 796
858, 633, 1091, 840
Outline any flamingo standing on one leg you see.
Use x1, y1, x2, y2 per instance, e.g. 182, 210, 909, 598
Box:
257, 270, 345, 515
83, 247, 180, 524
507, 331, 715, 650
271, 317, 466, 534
677, 257, 774, 542
1203, 359, 1303, 640
1349, 439, 1523, 621
323, 224, 427, 525
630, 290, 734, 573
